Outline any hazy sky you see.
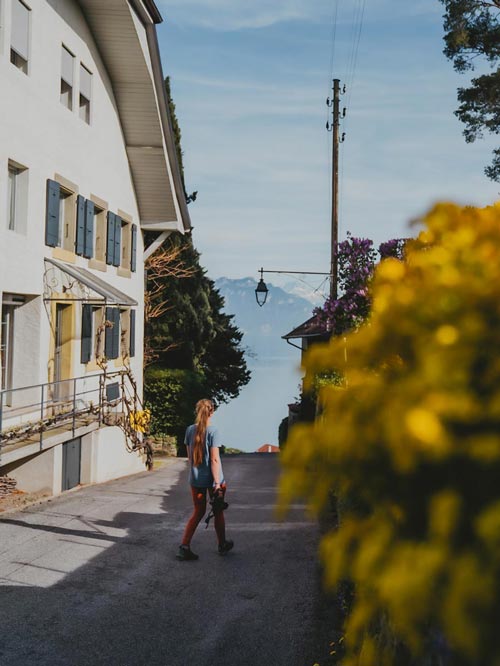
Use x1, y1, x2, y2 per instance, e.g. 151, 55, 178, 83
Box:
156, 0, 500, 292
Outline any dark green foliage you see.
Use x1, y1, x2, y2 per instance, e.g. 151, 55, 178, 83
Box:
165, 77, 197, 203
146, 233, 250, 401
145, 233, 250, 438
144, 78, 249, 443
143, 366, 206, 440
440, 0, 500, 180
278, 416, 289, 448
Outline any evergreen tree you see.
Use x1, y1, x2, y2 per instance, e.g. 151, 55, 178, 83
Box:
440, 0, 500, 180
145, 233, 250, 408
165, 76, 197, 203
144, 78, 250, 439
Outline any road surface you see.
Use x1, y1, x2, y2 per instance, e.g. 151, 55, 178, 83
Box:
0, 454, 320, 666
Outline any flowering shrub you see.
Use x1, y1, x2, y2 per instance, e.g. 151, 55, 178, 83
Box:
379, 237, 407, 260
315, 234, 406, 335
280, 203, 500, 666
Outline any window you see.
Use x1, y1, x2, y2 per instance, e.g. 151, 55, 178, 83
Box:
7, 161, 28, 233
75, 196, 94, 258
120, 309, 129, 358
106, 212, 121, 267
10, 0, 30, 74
104, 307, 120, 360
119, 309, 136, 359
45, 177, 77, 251
8, 165, 19, 231
81, 305, 103, 364
1, 304, 15, 403
131, 224, 137, 272
93, 203, 106, 262
58, 188, 73, 248
121, 220, 131, 269
79, 64, 92, 124
61, 46, 74, 111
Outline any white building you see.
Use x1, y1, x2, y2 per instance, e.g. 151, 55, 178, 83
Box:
0, 0, 191, 495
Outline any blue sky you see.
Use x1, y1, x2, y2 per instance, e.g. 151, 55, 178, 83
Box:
156, 0, 500, 293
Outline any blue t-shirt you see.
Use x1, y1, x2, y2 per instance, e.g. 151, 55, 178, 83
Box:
184, 424, 224, 488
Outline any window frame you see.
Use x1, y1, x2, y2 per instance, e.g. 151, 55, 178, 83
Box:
79, 63, 92, 124
10, 0, 30, 75
60, 45, 75, 111
7, 160, 28, 234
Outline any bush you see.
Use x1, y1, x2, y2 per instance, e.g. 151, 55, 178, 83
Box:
143, 366, 205, 442
278, 417, 289, 448
280, 203, 500, 666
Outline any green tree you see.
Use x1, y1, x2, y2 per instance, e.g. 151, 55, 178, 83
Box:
144, 78, 249, 440
145, 233, 250, 418
440, 0, 500, 180
165, 76, 197, 203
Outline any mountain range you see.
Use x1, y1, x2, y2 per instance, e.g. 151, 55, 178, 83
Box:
215, 277, 315, 362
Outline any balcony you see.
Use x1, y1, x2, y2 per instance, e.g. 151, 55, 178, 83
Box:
0, 371, 133, 466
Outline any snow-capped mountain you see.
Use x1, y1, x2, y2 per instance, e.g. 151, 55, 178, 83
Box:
215, 277, 314, 362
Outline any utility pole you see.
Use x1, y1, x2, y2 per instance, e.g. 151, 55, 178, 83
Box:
327, 79, 345, 301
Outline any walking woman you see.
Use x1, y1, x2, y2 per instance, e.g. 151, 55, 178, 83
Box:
177, 399, 233, 561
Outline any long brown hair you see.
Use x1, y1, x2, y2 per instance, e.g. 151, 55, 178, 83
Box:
192, 399, 214, 466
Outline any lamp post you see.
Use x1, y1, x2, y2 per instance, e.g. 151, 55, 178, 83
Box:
255, 268, 269, 307
254, 269, 331, 306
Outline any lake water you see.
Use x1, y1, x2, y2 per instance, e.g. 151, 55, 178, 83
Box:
213, 358, 302, 452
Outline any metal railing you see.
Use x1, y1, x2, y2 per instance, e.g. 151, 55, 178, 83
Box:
0, 371, 128, 451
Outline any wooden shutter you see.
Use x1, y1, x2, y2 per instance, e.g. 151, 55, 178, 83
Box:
112, 309, 120, 359
104, 308, 120, 359
45, 179, 60, 247
81, 304, 93, 364
106, 212, 115, 265
104, 306, 114, 358
130, 224, 137, 272
75, 195, 85, 255
113, 216, 122, 267
84, 199, 94, 259
129, 310, 136, 358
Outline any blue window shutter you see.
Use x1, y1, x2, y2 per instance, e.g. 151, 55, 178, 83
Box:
104, 306, 114, 358
129, 310, 136, 358
113, 216, 122, 267
84, 199, 94, 258
81, 304, 93, 364
45, 179, 60, 247
130, 224, 137, 272
112, 308, 120, 359
106, 212, 115, 265
75, 195, 85, 255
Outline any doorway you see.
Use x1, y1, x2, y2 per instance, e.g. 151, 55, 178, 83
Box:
62, 437, 81, 491
1, 304, 15, 406
54, 303, 73, 403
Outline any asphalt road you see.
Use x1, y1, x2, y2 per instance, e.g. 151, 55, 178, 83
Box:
0, 454, 320, 666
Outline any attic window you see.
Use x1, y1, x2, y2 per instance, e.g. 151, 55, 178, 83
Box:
79, 64, 92, 124
10, 0, 30, 74
61, 46, 74, 111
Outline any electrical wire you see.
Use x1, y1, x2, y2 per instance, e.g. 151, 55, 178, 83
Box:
326, 0, 367, 243
345, 0, 366, 110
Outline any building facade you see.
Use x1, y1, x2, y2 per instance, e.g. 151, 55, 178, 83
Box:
0, 0, 190, 495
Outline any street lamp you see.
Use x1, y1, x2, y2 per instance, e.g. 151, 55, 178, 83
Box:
255, 268, 269, 307
255, 268, 331, 306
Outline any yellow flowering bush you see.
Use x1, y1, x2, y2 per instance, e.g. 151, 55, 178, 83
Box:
280, 203, 500, 665
129, 409, 151, 433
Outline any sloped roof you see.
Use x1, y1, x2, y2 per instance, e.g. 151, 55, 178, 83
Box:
78, 0, 191, 233
256, 445, 280, 454
282, 315, 327, 341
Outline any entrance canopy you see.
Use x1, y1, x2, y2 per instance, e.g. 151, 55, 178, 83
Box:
44, 258, 137, 307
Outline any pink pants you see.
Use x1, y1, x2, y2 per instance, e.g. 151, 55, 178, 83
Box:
181, 485, 226, 546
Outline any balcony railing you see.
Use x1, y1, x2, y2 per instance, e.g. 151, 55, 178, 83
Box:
0, 371, 127, 451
